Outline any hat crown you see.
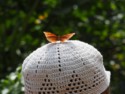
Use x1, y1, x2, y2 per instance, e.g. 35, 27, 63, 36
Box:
22, 40, 110, 94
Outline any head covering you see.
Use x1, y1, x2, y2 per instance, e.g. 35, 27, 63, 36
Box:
22, 40, 110, 94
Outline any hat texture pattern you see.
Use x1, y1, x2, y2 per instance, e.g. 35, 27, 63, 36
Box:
22, 40, 110, 94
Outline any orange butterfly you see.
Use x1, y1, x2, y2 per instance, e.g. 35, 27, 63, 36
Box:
44, 32, 75, 43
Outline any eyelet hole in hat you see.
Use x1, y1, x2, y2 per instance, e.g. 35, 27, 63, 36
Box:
44, 87, 47, 90
59, 64, 61, 67
47, 91, 50, 94
52, 91, 55, 93
59, 68, 61, 71
79, 89, 82, 92
53, 87, 56, 90
56, 90, 59, 93
70, 79, 73, 82
40, 88, 43, 90
42, 83, 45, 86
48, 87, 51, 90
46, 83, 49, 86
44, 79, 47, 82
38, 61, 40, 64
84, 88, 87, 90
38, 92, 41, 94
83, 63, 85, 65
92, 84, 95, 87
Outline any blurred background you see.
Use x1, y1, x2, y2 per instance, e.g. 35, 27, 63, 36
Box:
0, 0, 125, 94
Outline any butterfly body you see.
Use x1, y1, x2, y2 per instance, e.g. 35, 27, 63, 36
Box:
44, 32, 75, 43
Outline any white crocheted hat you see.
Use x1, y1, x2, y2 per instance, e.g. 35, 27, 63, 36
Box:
22, 40, 110, 94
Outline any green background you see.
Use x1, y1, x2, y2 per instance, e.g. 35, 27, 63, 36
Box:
0, 0, 125, 94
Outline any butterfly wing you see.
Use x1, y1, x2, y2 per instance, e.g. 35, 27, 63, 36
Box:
60, 33, 75, 42
44, 32, 58, 43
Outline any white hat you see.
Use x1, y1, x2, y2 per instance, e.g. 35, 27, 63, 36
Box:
22, 40, 110, 94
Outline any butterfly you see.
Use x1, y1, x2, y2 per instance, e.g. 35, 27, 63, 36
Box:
44, 32, 75, 43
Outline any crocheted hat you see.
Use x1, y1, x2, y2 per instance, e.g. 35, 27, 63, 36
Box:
22, 33, 110, 94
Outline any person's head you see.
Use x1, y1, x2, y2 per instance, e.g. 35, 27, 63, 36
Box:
22, 40, 111, 94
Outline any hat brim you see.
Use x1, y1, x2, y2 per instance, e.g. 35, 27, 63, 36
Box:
105, 71, 111, 86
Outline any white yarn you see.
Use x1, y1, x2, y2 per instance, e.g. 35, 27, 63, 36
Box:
22, 40, 110, 94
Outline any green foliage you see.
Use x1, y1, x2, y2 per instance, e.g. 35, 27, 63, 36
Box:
0, 0, 125, 94
0, 66, 23, 94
